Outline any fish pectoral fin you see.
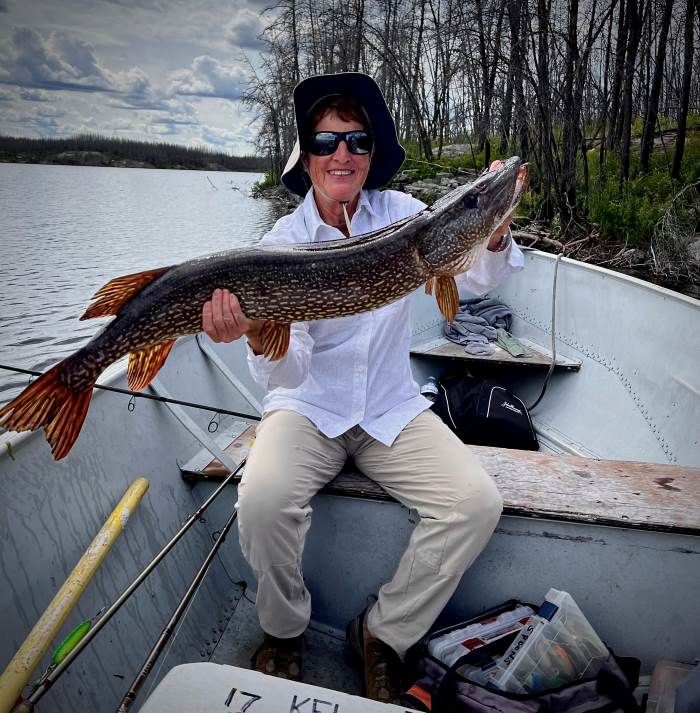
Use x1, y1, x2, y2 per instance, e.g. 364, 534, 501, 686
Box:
260, 321, 291, 361
425, 277, 435, 295
433, 276, 459, 323
128, 340, 177, 391
81, 266, 170, 320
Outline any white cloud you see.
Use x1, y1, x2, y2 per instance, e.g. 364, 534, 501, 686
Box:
18, 87, 51, 101
169, 55, 248, 100
101, 0, 167, 10
0, 25, 162, 105
0, 26, 111, 90
0, 2, 269, 154
224, 9, 266, 50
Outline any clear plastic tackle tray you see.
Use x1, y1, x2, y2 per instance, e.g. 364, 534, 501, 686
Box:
488, 589, 609, 694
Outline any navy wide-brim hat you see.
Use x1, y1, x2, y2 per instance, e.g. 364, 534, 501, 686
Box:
281, 72, 406, 197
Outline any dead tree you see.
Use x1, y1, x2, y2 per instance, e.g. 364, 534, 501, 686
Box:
640, 0, 675, 172
672, 0, 697, 179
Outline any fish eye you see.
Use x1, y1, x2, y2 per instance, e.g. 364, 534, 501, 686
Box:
463, 193, 479, 209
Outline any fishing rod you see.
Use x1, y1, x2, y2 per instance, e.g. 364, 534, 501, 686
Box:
0, 364, 260, 422
115, 506, 239, 712
20, 460, 246, 711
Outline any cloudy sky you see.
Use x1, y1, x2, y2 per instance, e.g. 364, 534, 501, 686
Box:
0, 0, 275, 154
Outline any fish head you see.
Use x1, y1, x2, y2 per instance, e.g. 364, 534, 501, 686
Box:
430, 156, 528, 255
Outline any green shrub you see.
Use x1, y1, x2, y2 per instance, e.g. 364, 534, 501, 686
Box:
588, 186, 663, 245
252, 171, 278, 192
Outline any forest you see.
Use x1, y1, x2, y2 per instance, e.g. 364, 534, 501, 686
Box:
0, 134, 267, 172
244, 0, 700, 290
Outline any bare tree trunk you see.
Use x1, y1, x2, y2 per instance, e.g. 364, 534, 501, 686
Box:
499, 0, 522, 154
559, 0, 582, 224
534, 0, 556, 217
672, 0, 697, 178
410, 0, 426, 140
291, 0, 300, 83
599, 8, 614, 181
607, 0, 628, 149
640, 0, 674, 171
619, 0, 645, 187
353, 0, 365, 71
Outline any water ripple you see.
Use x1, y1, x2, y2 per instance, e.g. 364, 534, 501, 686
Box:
0, 164, 274, 406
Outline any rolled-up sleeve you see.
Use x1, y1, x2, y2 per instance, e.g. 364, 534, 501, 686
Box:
456, 232, 525, 296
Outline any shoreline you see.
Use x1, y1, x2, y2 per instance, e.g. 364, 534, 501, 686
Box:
0, 156, 264, 172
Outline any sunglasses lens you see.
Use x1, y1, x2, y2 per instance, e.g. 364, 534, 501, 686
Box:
309, 132, 339, 156
347, 131, 373, 154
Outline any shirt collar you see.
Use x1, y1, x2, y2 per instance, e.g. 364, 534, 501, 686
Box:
302, 187, 379, 242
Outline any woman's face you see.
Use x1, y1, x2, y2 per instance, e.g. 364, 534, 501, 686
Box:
305, 111, 371, 205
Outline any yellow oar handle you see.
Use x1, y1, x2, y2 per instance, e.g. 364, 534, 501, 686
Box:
0, 478, 149, 713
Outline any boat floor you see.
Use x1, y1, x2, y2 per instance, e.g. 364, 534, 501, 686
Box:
210, 582, 363, 695
208, 584, 651, 704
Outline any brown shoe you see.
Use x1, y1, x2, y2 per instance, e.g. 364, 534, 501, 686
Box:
347, 613, 404, 704
252, 633, 303, 681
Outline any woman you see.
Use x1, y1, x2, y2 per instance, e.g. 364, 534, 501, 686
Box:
202, 72, 523, 702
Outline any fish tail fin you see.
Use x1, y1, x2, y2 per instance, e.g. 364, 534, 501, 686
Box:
0, 361, 94, 459
81, 266, 169, 320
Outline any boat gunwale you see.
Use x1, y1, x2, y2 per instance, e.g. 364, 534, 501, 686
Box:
519, 246, 700, 307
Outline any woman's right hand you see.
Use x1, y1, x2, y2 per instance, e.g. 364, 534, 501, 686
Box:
202, 288, 264, 351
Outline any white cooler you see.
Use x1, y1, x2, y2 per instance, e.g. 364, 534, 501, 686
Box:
139, 663, 412, 712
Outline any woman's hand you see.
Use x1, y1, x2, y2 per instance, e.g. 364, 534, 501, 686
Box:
486, 159, 527, 251
202, 288, 264, 352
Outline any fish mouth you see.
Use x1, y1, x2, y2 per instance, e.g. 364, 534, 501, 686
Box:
475, 157, 528, 227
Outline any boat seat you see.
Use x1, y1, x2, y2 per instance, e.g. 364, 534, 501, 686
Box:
410, 335, 582, 371
181, 421, 700, 536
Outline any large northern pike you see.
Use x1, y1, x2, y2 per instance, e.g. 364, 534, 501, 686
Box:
0, 157, 527, 458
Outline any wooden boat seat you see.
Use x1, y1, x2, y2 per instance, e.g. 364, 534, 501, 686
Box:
181, 423, 700, 537
410, 335, 582, 371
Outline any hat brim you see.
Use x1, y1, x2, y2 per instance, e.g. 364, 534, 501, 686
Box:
281, 72, 406, 197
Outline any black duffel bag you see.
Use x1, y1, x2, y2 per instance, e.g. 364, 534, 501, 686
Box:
432, 374, 538, 451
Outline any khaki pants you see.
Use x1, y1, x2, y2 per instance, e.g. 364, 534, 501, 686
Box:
236, 408, 502, 657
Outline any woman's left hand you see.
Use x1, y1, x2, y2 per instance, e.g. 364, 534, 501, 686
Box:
486, 160, 526, 251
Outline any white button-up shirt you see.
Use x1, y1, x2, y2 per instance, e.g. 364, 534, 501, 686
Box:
247, 187, 524, 446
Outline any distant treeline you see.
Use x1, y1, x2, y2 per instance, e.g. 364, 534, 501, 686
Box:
0, 134, 267, 172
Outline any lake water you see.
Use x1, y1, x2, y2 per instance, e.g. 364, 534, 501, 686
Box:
0, 163, 285, 406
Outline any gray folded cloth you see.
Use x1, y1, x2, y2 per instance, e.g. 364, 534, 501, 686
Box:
444, 296, 513, 356
460, 296, 513, 331
453, 313, 498, 339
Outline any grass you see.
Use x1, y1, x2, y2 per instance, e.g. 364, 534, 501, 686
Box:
585, 120, 700, 244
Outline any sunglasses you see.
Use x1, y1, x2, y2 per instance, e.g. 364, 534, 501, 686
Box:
306, 130, 374, 156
